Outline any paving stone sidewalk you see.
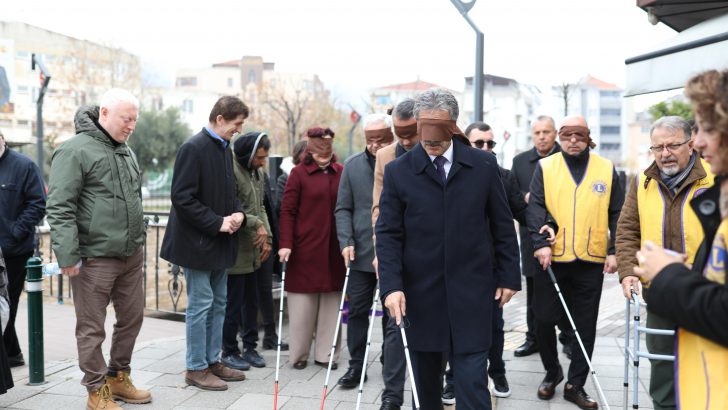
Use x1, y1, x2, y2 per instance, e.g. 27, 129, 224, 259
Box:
3, 274, 656, 409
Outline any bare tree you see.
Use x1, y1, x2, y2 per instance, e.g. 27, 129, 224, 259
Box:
555, 82, 577, 117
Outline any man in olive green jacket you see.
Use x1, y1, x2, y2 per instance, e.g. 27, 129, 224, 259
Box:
222, 131, 274, 370
46, 89, 150, 410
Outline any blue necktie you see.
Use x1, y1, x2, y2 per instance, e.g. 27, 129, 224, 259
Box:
434, 155, 447, 183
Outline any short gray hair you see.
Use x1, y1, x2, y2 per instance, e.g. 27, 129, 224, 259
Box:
100, 88, 139, 110
393, 98, 415, 121
362, 113, 392, 130
534, 115, 556, 129
651, 116, 691, 142
413, 88, 459, 120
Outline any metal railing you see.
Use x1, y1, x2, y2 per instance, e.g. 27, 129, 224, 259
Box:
38, 211, 187, 317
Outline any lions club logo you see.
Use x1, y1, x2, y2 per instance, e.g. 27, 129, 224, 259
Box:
592, 180, 607, 196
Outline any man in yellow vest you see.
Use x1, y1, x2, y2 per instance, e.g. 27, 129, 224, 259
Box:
616, 116, 713, 410
527, 116, 624, 409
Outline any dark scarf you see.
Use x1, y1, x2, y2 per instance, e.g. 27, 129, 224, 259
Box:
365, 147, 376, 171
660, 151, 697, 194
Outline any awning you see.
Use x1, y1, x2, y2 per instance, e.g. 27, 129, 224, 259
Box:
624, 12, 728, 96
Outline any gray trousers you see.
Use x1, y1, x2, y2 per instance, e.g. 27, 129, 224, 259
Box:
70, 246, 145, 391
646, 312, 677, 410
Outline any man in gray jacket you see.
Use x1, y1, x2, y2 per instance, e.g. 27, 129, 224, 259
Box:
335, 113, 394, 399
47, 89, 150, 409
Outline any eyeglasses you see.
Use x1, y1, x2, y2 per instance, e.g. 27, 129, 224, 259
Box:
473, 140, 496, 149
649, 140, 689, 154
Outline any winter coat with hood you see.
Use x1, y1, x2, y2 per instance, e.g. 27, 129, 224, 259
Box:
229, 132, 272, 275
47, 106, 144, 268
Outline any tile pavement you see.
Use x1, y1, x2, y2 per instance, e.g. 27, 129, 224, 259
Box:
3, 274, 658, 409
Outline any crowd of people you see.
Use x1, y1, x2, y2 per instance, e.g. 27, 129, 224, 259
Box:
0, 68, 726, 410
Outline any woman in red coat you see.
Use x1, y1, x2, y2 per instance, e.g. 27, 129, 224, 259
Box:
278, 127, 346, 369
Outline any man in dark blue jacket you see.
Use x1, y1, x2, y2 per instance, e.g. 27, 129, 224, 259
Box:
377, 89, 521, 410
161, 96, 247, 391
0, 130, 45, 367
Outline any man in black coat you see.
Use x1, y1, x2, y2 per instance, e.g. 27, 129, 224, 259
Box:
377, 89, 520, 410
510, 115, 574, 358
161, 96, 247, 391
0, 130, 46, 367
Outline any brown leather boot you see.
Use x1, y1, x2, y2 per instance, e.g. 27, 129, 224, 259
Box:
87, 384, 122, 410
105, 371, 152, 404
209, 362, 246, 382
185, 368, 228, 391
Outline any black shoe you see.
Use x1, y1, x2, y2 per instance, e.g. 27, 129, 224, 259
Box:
514, 340, 539, 357
7, 353, 24, 368
379, 399, 401, 410
563, 343, 573, 360
564, 383, 599, 409
537, 366, 564, 400
293, 360, 307, 370
262, 338, 289, 351
222, 353, 251, 371
314, 360, 337, 370
337, 367, 366, 388
491, 374, 511, 398
242, 349, 266, 368
441, 383, 455, 405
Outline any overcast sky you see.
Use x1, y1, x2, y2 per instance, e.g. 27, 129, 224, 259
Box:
6, 0, 678, 108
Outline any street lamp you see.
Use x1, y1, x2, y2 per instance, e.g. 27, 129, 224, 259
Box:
450, 0, 484, 122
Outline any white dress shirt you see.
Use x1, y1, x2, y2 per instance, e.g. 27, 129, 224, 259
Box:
428, 142, 454, 177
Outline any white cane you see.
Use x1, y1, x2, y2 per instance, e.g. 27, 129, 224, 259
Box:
355, 287, 380, 410
399, 319, 421, 410
546, 266, 610, 410
319, 264, 351, 410
273, 261, 287, 410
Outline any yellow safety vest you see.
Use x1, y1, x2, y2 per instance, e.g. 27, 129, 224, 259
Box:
676, 218, 728, 409
636, 160, 714, 264
542, 152, 613, 263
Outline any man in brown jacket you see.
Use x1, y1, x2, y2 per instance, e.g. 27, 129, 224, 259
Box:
616, 115, 714, 410
370, 99, 419, 410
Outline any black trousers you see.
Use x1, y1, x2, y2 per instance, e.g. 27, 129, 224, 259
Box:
3, 253, 32, 358
345, 269, 378, 370
382, 311, 406, 404
532, 261, 604, 386
222, 272, 259, 354
527, 275, 576, 346
256, 256, 277, 341
411, 349, 490, 410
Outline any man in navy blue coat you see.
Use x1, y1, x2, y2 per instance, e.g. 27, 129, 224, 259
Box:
376, 89, 521, 410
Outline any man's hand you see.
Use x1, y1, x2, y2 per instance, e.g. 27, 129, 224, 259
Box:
384, 291, 406, 326
534, 247, 552, 270
61, 265, 80, 277
372, 256, 379, 279
278, 248, 292, 263
495, 288, 518, 308
219, 216, 235, 233
254, 225, 268, 248
621, 276, 640, 299
604, 255, 618, 274
341, 246, 355, 265
230, 212, 245, 231
259, 242, 272, 262
539, 225, 556, 245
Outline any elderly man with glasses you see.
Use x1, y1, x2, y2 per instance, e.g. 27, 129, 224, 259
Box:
616, 116, 714, 410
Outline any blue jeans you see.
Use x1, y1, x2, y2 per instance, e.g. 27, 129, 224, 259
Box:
184, 268, 227, 370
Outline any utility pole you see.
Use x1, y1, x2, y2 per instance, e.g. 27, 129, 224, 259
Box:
31, 54, 51, 171
450, 0, 484, 122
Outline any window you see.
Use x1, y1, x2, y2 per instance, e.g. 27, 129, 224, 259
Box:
600, 126, 620, 135
17, 120, 29, 127
176, 77, 197, 87
17, 86, 29, 94
600, 90, 621, 98
228, 77, 234, 88
16, 50, 30, 59
376, 96, 391, 105
601, 143, 620, 151
600, 108, 621, 116
182, 99, 193, 114
247, 70, 256, 83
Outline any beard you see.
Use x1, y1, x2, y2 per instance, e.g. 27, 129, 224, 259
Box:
660, 163, 680, 176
